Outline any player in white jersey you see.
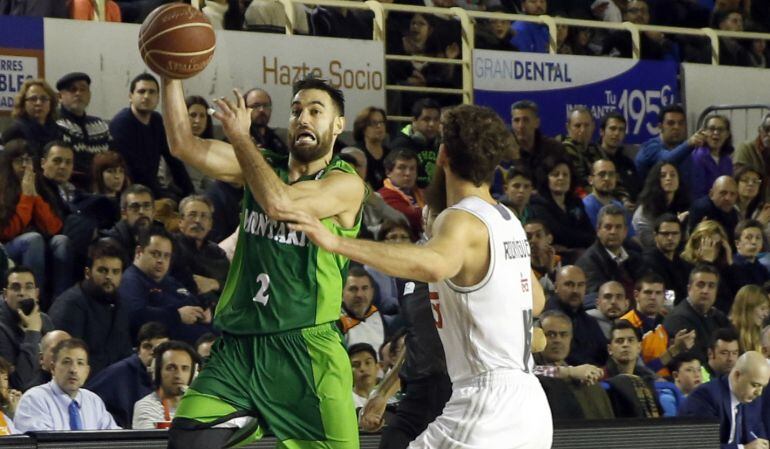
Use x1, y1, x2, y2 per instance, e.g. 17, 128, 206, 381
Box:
284, 104, 553, 449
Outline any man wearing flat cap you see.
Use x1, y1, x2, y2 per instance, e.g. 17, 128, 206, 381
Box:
55, 72, 112, 190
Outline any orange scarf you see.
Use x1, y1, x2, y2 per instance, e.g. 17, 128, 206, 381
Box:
382, 179, 425, 209
0, 411, 10, 435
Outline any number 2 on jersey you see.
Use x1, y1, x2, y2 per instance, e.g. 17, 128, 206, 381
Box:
252, 273, 271, 306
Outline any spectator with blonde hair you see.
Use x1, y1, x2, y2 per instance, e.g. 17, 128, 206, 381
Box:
681, 220, 734, 313
730, 285, 770, 354
2, 79, 60, 153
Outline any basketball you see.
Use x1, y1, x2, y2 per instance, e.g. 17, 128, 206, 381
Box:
138, 3, 216, 80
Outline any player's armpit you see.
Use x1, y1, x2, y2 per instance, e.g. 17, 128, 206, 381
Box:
420, 210, 478, 282
279, 171, 366, 225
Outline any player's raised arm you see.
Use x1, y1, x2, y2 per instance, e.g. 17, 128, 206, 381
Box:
285, 208, 474, 284
213, 82, 365, 224
161, 78, 243, 183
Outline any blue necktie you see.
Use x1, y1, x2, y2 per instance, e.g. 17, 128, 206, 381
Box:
68, 400, 82, 431
734, 404, 744, 444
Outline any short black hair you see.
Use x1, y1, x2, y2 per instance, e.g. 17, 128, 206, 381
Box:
688, 263, 720, 285
510, 100, 539, 117
653, 213, 680, 234
383, 148, 419, 173
292, 77, 344, 116
659, 104, 686, 124
669, 351, 700, 373
600, 111, 626, 130
136, 226, 172, 249
348, 342, 377, 361
504, 164, 534, 183
41, 140, 73, 159
734, 219, 764, 241
87, 239, 126, 269
634, 272, 665, 291
346, 265, 375, 288
708, 327, 739, 351
610, 319, 642, 342
137, 321, 168, 345
120, 184, 154, 210
52, 338, 89, 363
411, 98, 441, 120
4, 266, 36, 289
152, 340, 199, 388
130, 73, 159, 93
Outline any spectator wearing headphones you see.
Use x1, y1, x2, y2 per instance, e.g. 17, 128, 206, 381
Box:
132, 340, 198, 429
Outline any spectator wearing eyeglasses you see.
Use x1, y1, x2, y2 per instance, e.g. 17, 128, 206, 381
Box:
244, 88, 288, 156
0, 139, 72, 304
118, 227, 213, 345
353, 106, 390, 191
169, 195, 230, 310
688, 115, 734, 200
1, 79, 61, 154
734, 113, 770, 199
100, 184, 164, 263
0, 267, 54, 391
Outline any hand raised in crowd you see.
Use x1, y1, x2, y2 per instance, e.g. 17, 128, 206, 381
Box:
20, 165, 37, 197
178, 305, 206, 325
5, 389, 21, 416
687, 128, 707, 148
359, 395, 387, 433
18, 302, 42, 333
672, 329, 696, 353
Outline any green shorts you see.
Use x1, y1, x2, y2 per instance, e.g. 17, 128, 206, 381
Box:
174, 323, 359, 449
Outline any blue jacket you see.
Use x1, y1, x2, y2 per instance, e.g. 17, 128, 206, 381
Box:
678, 376, 766, 449
86, 354, 152, 429
509, 21, 549, 53
118, 265, 213, 345
634, 137, 693, 182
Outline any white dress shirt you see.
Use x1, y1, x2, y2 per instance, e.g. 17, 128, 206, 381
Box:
132, 391, 178, 429
14, 380, 120, 432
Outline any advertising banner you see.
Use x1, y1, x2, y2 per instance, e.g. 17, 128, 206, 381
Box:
473, 50, 679, 144
0, 16, 45, 114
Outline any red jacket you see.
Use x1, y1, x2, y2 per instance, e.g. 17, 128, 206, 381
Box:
0, 194, 63, 242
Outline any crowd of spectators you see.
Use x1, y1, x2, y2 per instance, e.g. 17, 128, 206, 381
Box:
2, 1, 770, 445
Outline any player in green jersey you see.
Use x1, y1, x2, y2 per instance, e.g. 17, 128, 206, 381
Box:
160, 76, 366, 449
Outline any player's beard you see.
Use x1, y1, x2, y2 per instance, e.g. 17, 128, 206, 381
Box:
425, 166, 447, 213
289, 123, 334, 164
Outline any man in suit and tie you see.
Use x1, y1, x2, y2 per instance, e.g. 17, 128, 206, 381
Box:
678, 351, 770, 449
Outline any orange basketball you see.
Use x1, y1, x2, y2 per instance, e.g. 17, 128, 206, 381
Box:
138, 3, 216, 80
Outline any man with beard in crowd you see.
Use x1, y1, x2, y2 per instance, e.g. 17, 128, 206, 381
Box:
101, 184, 161, 262
48, 240, 133, 376
244, 88, 288, 155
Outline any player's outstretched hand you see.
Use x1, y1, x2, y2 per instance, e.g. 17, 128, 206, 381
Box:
212, 88, 252, 142
282, 210, 339, 251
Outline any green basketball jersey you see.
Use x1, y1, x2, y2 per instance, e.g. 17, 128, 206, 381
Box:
214, 156, 362, 335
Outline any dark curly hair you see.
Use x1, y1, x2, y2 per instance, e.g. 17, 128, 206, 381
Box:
638, 161, 690, 218
440, 105, 514, 186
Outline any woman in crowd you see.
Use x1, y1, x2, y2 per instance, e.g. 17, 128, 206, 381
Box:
730, 284, 770, 353
689, 115, 734, 199
91, 150, 131, 226
353, 107, 390, 191
388, 13, 459, 89
185, 96, 215, 193
0, 357, 17, 435
680, 219, 734, 313
734, 165, 770, 223
633, 161, 690, 248
2, 79, 61, 154
530, 156, 595, 253
0, 140, 72, 304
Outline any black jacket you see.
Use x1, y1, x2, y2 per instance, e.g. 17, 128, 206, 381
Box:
576, 241, 645, 296
641, 247, 689, 305
544, 295, 608, 367
663, 299, 732, 364
0, 300, 53, 390
48, 283, 133, 375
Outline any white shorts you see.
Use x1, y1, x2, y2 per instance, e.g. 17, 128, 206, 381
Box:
408, 369, 553, 449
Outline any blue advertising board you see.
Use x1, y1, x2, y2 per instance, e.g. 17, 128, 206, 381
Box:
473, 50, 679, 144
0, 16, 45, 113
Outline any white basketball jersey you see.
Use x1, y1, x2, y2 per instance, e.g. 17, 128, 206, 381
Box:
429, 196, 534, 382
